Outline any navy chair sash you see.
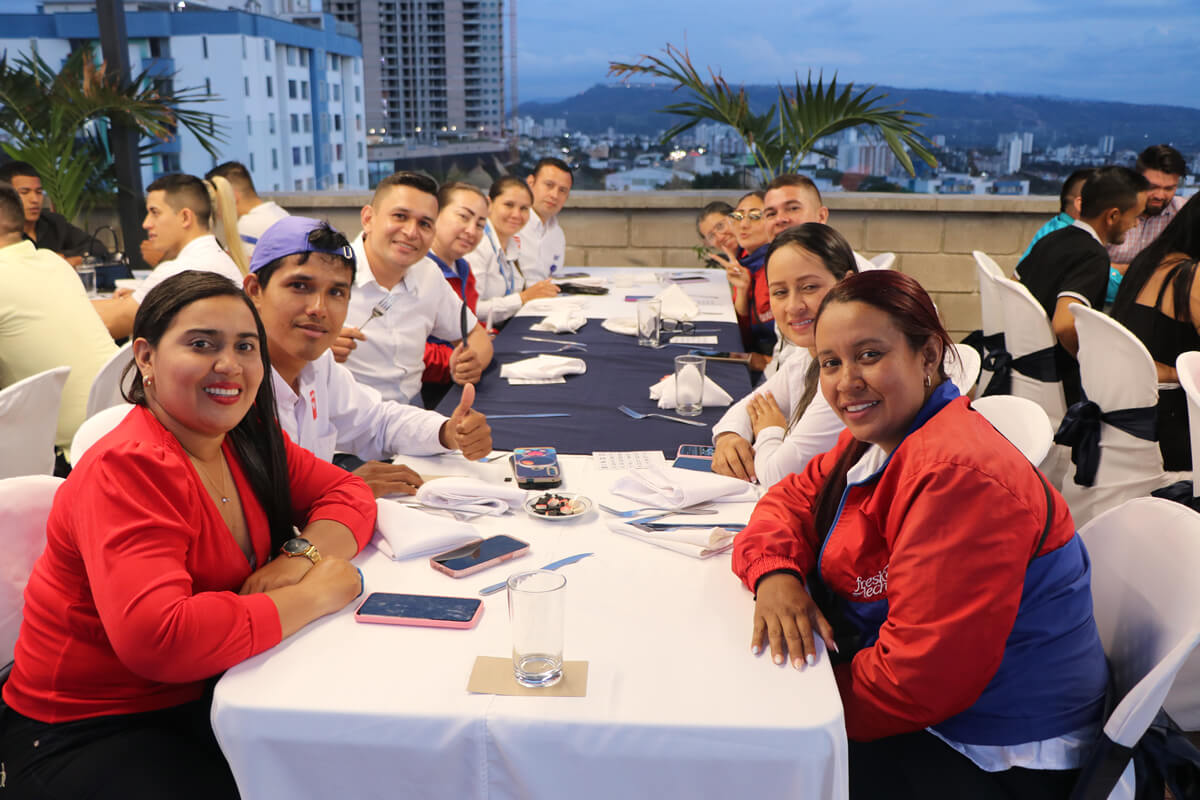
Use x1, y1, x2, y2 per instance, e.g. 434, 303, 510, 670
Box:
1054, 400, 1158, 487
981, 343, 1058, 397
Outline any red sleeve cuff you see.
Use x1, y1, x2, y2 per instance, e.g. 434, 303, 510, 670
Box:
741, 555, 806, 595
244, 590, 283, 655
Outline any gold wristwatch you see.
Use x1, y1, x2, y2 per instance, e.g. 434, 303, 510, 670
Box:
280, 536, 321, 565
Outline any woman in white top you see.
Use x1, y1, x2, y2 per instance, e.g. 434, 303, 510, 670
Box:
711, 224, 859, 488
463, 176, 558, 327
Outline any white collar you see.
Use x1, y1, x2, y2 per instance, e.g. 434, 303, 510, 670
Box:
1070, 219, 1103, 246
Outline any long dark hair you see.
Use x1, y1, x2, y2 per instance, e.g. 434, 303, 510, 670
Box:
1111, 192, 1200, 325
122, 270, 295, 552
810, 270, 956, 538
764, 223, 859, 429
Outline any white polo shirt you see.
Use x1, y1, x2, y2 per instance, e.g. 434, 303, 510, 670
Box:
238, 201, 290, 260
271, 351, 449, 462
463, 223, 525, 325
515, 211, 565, 282
344, 233, 478, 404
133, 234, 243, 304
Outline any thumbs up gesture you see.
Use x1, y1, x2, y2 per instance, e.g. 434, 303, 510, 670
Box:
439, 383, 493, 460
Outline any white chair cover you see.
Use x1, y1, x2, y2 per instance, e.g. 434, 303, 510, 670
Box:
971, 395, 1054, 466
0, 366, 70, 480
85, 341, 134, 420
70, 404, 135, 465
948, 342, 981, 396
0, 474, 63, 668
1063, 306, 1168, 527
1176, 351, 1200, 500
1079, 498, 1200, 796
867, 252, 895, 270
991, 276, 1067, 424
974, 259, 1005, 395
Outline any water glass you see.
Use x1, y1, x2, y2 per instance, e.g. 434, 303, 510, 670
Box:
508, 569, 566, 688
636, 299, 662, 347
77, 263, 98, 298
674, 354, 706, 417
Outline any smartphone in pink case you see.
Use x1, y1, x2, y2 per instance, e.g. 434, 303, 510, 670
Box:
354, 592, 484, 629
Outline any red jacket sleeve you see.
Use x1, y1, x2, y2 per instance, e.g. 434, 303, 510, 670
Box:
282, 431, 376, 552
834, 464, 1054, 741
422, 340, 454, 384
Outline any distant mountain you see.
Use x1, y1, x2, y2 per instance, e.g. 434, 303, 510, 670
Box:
519, 84, 1200, 151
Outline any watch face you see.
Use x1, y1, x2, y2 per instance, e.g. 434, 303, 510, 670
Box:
283, 537, 312, 555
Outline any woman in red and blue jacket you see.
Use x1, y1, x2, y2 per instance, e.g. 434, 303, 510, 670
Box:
424, 182, 486, 389
733, 270, 1108, 799
725, 191, 776, 358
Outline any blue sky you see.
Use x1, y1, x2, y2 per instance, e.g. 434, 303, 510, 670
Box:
515, 0, 1200, 108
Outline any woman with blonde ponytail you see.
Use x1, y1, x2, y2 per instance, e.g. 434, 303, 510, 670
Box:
204, 174, 249, 275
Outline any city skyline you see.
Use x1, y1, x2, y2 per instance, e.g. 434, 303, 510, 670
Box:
516, 0, 1200, 110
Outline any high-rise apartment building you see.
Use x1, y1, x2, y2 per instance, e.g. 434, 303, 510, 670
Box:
330, 0, 506, 143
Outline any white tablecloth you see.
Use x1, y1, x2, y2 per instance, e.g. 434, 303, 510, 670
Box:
212, 453, 848, 799
517, 267, 737, 323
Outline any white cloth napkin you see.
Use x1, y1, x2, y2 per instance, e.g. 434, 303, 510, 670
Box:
612, 271, 661, 287
649, 372, 733, 409
606, 520, 736, 559
601, 317, 638, 336
523, 297, 586, 315
530, 307, 587, 333
414, 476, 527, 517
373, 499, 481, 560
500, 354, 587, 381
654, 284, 700, 321
610, 464, 759, 510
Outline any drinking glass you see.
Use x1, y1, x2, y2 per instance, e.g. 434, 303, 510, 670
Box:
507, 570, 566, 688
77, 263, 97, 298
636, 299, 661, 347
674, 354, 706, 417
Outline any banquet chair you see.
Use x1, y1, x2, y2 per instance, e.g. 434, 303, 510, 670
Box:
973, 251, 1006, 395
0, 366, 70, 480
85, 341, 133, 420
990, 276, 1068, 425
0, 474, 62, 683
1073, 498, 1200, 798
971, 395, 1054, 466
1058, 306, 1168, 527
1176, 351, 1200, 500
948, 342, 981, 397
867, 252, 895, 270
70, 403, 135, 465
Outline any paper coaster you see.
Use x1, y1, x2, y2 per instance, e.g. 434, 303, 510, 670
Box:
467, 656, 589, 697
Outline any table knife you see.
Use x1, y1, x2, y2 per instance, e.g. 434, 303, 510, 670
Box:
485, 413, 571, 419
478, 552, 594, 596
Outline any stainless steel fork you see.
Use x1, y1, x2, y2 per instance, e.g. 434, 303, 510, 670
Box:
358, 294, 396, 329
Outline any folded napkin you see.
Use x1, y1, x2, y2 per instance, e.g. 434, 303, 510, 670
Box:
530, 307, 587, 333
415, 476, 527, 517
654, 284, 700, 321
373, 499, 481, 560
606, 520, 736, 559
609, 464, 759, 510
612, 271, 662, 287
555, 276, 607, 288
500, 354, 587, 381
523, 297, 586, 315
649, 372, 733, 409
601, 317, 638, 336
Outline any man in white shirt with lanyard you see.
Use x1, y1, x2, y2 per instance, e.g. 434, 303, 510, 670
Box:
516, 157, 573, 282
333, 171, 493, 406
205, 161, 290, 260
243, 215, 492, 497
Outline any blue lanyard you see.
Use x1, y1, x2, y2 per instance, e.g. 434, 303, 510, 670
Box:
485, 222, 517, 295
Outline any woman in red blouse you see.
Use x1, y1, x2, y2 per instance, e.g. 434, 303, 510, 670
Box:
0, 270, 376, 799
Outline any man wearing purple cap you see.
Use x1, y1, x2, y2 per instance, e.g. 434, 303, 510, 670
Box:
243, 216, 493, 496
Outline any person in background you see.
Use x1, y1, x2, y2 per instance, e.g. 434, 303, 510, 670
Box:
734, 270, 1107, 799
762, 173, 875, 272
1107, 145, 1188, 289
205, 160, 290, 260
1015, 165, 1148, 405
1110, 192, 1200, 472
517, 157, 573, 281
0, 270, 375, 798
423, 182, 490, 405
0, 183, 117, 467
91, 173, 248, 341
0, 160, 104, 265
1019, 168, 1094, 262
725, 191, 775, 364
244, 216, 492, 497
334, 171, 493, 405
696, 199, 738, 270
464, 175, 559, 328
711, 224, 856, 487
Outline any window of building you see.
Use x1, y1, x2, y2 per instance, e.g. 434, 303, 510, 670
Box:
336, 143, 343, 160
355, 85, 361, 103
205, 78, 212, 96
266, 76, 273, 97
301, 81, 309, 100
334, 114, 342, 131
357, 142, 364, 158
332, 54, 340, 70
355, 114, 362, 131
320, 82, 328, 102
268, 112, 276, 134
354, 60, 359, 74
287, 47, 296, 66
303, 114, 311, 133
202, 36, 208, 59
292, 147, 301, 166
246, 115, 252, 135
272, 149, 278, 169
295, 179, 303, 190
324, 143, 332, 162
321, 114, 329, 134
307, 178, 314, 190
264, 40, 271, 61
337, 172, 344, 188
299, 49, 308, 67
288, 80, 297, 99
249, 152, 254, 171
332, 84, 341, 102
244, 76, 250, 97
290, 114, 299, 133
305, 146, 312, 164
359, 169, 364, 185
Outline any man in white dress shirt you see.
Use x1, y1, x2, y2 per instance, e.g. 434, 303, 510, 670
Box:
91, 174, 244, 340
761, 173, 876, 272
516, 157, 573, 282
333, 171, 493, 405
243, 215, 492, 496
205, 161, 290, 260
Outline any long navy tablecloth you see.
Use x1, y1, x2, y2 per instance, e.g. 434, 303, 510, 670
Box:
436, 316, 753, 456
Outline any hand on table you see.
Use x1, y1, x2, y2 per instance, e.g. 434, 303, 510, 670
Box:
712, 432, 756, 482
240, 551, 313, 594
352, 461, 424, 498
751, 573, 836, 669
747, 391, 787, 436
450, 342, 484, 384
439, 383, 493, 460
297, 557, 364, 614
332, 326, 365, 363
520, 279, 559, 304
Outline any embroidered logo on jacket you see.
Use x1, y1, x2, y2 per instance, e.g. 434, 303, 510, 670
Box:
852, 566, 888, 598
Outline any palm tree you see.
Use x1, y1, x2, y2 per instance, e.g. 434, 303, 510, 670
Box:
0, 48, 224, 222
609, 44, 937, 186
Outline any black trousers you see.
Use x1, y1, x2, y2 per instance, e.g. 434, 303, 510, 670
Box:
850, 730, 1079, 800
0, 695, 239, 800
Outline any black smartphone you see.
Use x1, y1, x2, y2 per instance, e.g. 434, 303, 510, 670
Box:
511, 447, 562, 489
